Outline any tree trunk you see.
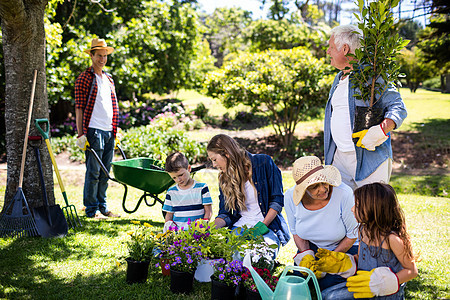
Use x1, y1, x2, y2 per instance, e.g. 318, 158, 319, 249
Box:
1, 0, 54, 212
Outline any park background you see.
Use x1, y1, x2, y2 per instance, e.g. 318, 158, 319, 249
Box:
0, 0, 449, 299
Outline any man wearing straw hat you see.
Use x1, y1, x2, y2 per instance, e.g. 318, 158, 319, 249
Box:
284, 156, 358, 290
75, 38, 120, 219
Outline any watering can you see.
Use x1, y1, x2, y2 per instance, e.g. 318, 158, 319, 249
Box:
243, 254, 322, 300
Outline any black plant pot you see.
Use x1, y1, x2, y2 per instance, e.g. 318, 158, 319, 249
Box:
170, 269, 194, 294
211, 279, 236, 300
126, 258, 150, 284
244, 288, 262, 300
352, 106, 385, 144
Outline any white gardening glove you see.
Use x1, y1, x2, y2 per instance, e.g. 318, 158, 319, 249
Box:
346, 267, 399, 298
76, 135, 89, 151
315, 248, 357, 278
293, 250, 325, 278
352, 124, 388, 151
163, 220, 176, 233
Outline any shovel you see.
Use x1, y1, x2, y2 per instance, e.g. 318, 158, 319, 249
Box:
35, 118, 82, 229
29, 136, 68, 237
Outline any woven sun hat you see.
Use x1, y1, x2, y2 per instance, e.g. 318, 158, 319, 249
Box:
292, 156, 342, 206
84, 38, 114, 55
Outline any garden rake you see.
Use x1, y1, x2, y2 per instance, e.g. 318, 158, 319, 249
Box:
35, 118, 81, 229
0, 70, 39, 238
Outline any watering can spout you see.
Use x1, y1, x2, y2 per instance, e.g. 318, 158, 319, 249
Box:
243, 254, 274, 300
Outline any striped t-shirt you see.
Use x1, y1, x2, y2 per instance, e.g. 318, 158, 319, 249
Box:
162, 180, 212, 230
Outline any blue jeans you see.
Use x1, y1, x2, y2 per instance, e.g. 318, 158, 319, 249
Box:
83, 128, 114, 217
322, 281, 406, 300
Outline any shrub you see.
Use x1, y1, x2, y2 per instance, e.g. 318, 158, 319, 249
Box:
235, 111, 255, 124
122, 122, 206, 164
422, 77, 441, 90
194, 102, 209, 119
204, 47, 333, 147
51, 112, 207, 164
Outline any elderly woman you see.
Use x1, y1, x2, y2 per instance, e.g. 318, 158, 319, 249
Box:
284, 156, 358, 290
207, 134, 290, 254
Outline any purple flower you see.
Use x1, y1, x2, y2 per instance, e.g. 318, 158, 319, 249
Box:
187, 258, 193, 264
165, 264, 170, 270
219, 274, 225, 280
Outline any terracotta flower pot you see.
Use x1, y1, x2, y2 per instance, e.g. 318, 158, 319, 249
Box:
125, 258, 150, 284
170, 269, 194, 294
160, 259, 171, 276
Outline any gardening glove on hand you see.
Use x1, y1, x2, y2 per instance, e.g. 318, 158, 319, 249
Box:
244, 221, 269, 239
346, 267, 399, 298
293, 250, 325, 279
114, 131, 123, 149
352, 124, 388, 151
163, 220, 176, 233
76, 135, 89, 151
315, 248, 357, 278
252, 221, 269, 236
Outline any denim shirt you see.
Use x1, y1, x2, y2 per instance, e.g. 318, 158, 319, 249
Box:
216, 152, 291, 246
324, 71, 407, 181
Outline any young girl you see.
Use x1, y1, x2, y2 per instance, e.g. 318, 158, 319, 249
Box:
320, 182, 418, 299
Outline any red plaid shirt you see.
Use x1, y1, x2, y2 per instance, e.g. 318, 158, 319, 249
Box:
75, 67, 119, 137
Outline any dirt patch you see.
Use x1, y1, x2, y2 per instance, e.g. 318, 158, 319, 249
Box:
391, 131, 449, 175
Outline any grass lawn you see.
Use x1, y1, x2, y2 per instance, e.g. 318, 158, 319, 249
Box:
0, 88, 449, 299
0, 169, 449, 299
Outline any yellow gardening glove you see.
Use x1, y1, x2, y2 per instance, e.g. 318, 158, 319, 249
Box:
352, 124, 388, 151
115, 131, 123, 149
315, 248, 357, 278
293, 250, 325, 279
76, 135, 90, 151
346, 267, 399, 298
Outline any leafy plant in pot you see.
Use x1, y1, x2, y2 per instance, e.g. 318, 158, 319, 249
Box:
158, 223, 205, 294
124, 221, 156, 284
349, 0, 409, 143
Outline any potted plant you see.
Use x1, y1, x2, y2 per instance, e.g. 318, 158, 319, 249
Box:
240, 242, 280, 299
241, 267, 280, 300
124, 221, 156, 284
210, 258, 245, 300
157, 223, 205, 294
349, 0, 410, 137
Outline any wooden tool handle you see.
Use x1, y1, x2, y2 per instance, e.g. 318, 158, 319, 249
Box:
18, 70, 38, 188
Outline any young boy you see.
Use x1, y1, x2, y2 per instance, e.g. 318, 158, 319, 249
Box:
162, 152, 212, 232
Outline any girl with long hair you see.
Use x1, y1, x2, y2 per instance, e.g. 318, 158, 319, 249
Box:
206, 134, 290, 252
320, 183, 418, 299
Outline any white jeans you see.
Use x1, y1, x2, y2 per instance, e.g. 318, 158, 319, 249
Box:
332, 149, 392, 191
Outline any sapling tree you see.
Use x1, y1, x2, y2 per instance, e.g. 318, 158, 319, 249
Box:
350, 0, 410, 107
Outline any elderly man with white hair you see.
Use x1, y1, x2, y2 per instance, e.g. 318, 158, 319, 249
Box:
324, 25, 407, 190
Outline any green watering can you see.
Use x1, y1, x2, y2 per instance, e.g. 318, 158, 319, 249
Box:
243, 254, 322, 300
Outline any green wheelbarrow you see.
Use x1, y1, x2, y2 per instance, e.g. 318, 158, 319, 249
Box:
88, 147, 206, 214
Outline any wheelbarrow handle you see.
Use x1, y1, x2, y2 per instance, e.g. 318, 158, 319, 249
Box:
35, 118, 50, 140
192, 163, 208, 173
